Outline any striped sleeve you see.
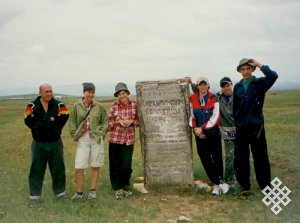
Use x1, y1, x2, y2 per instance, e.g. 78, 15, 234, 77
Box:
202, 102, 220, 130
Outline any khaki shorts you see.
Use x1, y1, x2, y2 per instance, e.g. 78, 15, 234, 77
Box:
75, 133, 104, 169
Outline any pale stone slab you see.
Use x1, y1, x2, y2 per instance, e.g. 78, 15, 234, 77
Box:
136, 79, 194, 186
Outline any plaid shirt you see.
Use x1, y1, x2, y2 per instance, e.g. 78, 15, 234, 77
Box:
108, 99, 139, 145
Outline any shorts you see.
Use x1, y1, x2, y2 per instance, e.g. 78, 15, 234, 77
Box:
75, 133, 104, 169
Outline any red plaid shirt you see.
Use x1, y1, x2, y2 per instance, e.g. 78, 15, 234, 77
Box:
108, 99, 139, 145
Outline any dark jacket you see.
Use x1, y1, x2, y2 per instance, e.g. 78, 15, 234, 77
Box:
189, 91, 220, 136
24, 96, 69, 143
233, 65, 278, 130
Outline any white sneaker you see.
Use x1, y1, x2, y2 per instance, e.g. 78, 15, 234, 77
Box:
88, 191, 97, 200
219, 183, 230, 194
115, 189, 125, 200
123, 189, 133, 197
71, 193, 84, 201
212, 185, 221, 195
28, 198, 42, 208
55, 191, 67, 199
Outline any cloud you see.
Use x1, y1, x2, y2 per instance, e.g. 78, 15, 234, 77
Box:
25, 44, 46, 54
0, 0, 299, 92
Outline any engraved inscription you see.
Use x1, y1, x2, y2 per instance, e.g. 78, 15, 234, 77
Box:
136, 79, 194, 186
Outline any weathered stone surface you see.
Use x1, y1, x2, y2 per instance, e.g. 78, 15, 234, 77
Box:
136, 79, 194, 186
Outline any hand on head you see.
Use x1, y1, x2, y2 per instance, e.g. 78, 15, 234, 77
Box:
248, 59, 262, 68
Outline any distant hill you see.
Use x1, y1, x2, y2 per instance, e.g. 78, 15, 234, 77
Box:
271, 82, 300, 91
0, 93, 118, 101
0, 93, 78, 101
0, 81, 299, 99
0, 82, 133, 97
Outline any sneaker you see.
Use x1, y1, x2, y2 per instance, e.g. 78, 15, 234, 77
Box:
211, 185, 221, 196
238, 190, 253, 197
55, 191, 67, 199
219, 183, 230, 194
88, 191, 97, 200
229, 181, 238, 189
123, 189, 133, 197
28, 198, 42, 208
71, 193, 84, 201
233, 186, 253, 197
115, 189, 124, 200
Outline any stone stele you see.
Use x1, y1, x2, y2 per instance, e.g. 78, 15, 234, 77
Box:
136, 79, 194, 186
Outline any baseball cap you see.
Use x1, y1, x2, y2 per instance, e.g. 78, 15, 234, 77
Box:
220, 77, 232, 87
197, 77, 209, 85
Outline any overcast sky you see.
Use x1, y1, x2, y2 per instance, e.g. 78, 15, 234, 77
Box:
0, 0, 299, 95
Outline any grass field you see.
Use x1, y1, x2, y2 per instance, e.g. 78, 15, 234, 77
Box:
0, 91, 299, 223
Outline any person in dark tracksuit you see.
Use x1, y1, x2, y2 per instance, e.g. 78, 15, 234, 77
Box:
24, 84, 69, 206
189, 77, 229, 195
233, 58, 278, 196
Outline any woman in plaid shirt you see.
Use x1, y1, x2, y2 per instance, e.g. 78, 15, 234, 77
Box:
108, 82, 139, 199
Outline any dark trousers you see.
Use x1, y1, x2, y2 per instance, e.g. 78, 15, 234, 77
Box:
234, 127, 271, 190
195, 134, 223, 185
109, 142, 134, 190
29, 139, 66, 197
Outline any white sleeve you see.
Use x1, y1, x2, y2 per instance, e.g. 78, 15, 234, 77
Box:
189, 102, 196, 128
203, 102, 220, 129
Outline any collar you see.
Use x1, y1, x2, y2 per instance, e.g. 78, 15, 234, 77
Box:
195, 91, 214, 99
34, 96, 54, 105
238, 76, 257, 86
243, 76, 254, 83
117, 99, 132, 106
80, 99, 96, 108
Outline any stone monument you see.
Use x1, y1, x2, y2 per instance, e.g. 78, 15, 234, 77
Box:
136, 78, 194, 186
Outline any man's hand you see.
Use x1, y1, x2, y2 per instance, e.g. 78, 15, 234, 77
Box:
248, 59, 263, 69
194, 127, 206, 139
185, 76, 193, 85
193, 127, 202, 136
198, 132, 206, 139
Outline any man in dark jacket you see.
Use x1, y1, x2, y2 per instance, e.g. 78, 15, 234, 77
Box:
24, 84, 69, 206
233, 58, 278, 196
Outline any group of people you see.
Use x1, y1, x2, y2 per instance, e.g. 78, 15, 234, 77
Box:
24, 81, 138, 206
24, 58, 278, 207
189, 58, 278, 196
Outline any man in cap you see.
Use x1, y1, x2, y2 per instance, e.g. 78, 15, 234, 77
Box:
69, 82, 108, 200
233, 58, 278, 196
217, 77, 236, 188
24, 84, 69, 207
